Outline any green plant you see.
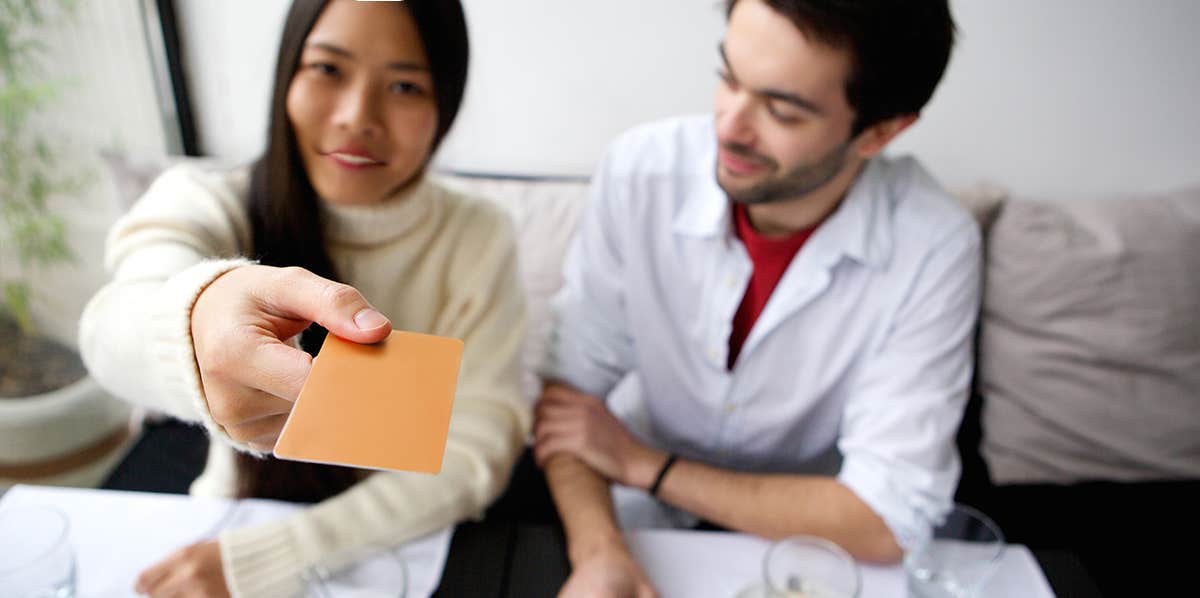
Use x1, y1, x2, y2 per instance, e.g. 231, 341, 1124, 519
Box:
0, 0, 82, 335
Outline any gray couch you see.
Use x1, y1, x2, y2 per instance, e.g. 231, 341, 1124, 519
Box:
442, 172, 1200, 596
952, 183, 1200, 596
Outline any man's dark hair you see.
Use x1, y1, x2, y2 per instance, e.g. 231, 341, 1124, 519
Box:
725, 0, 956, 135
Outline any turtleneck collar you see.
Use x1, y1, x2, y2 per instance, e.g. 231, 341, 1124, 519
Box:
318, 175, 436, 246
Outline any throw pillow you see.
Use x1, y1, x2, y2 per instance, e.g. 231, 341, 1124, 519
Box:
434, 173, 590, 403
980, 184, 1200, 484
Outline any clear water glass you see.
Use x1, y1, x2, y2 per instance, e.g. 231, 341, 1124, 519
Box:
762, 535, 861, 598
0, 505, 76, 598
904, 503, 1005, 598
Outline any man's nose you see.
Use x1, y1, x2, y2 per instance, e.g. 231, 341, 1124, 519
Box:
715, 91, 756, 148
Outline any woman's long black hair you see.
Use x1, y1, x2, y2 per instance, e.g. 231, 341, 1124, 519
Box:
237, 0, 469, 503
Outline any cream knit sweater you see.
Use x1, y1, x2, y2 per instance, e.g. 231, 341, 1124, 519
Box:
79, 165, 530, 597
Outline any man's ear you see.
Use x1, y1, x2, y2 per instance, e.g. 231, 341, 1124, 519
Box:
853, 113, 919, 158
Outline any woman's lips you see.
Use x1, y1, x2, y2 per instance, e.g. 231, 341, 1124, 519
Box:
325, 149, 385, 170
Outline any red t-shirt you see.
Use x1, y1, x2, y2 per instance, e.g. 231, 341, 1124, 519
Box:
728, 204, 818, 369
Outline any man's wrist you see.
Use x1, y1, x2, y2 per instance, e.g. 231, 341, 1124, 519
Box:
648, 454, 678, 497
624, 445, 669, 489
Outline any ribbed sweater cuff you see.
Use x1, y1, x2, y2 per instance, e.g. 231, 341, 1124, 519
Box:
220, 520, 305, 598
149, 257, 266, 455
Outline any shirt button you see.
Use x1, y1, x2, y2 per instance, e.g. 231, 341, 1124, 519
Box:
724, 275, 738, 289
724, 403, 737, 414
707, 348, 719, 361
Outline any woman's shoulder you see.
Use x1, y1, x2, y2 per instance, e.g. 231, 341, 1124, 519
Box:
426, 177, 516, 241
116, 162, 256, 255
419, 179, 520, 287
148, 162, 254, 204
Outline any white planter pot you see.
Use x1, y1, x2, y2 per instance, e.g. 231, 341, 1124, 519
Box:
0, 375, 141, 488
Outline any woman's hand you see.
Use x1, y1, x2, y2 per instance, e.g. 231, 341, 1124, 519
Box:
191, 265, 391, 451
135, 540, 229, 598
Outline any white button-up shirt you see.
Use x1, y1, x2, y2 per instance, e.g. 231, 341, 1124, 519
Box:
545, 115, 982, 547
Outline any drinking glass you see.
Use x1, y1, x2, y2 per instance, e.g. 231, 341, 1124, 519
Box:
904, 503, 1005, 598
764, 535, 860, 598
733, 534, 860, 598
0, 505, 76, 598
303, 545, 408, 598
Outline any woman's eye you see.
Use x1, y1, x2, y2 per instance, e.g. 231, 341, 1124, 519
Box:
390, 81, 425, 96
309, 62, 339, 77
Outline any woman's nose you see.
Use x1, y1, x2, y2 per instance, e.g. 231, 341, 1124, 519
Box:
333, 81, 382, 138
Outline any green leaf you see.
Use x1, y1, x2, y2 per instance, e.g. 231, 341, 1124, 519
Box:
34, 138, 50, 161
2, 281, 33, 334
0, 0, 84, 339
29, 171, 46, 208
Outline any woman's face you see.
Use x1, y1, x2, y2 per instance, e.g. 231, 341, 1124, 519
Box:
287, 0, 438, 206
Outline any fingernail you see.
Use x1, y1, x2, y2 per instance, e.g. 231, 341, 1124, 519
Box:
354, 308, 388, 330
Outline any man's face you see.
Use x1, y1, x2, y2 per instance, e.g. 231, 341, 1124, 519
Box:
714, 0, 859, 205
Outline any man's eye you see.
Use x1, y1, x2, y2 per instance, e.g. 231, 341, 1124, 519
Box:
716, 70, 736, 87
767, 104, 803, 125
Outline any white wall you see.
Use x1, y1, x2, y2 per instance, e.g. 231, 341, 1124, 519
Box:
889, 0, 1200, 200
177, 0, 1200, 199
436, 0, 726, 176
173, 0, 290, 163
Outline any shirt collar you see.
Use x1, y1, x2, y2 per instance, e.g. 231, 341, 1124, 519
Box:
671, 135, 733, 239
813, 157, 894, 269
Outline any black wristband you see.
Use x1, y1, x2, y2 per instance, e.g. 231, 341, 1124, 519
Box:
649, 454, 678, 497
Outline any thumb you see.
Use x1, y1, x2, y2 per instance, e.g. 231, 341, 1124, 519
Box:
260, 267, 392, 344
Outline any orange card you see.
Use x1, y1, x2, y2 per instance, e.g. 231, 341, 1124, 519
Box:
273, 330, 463, 474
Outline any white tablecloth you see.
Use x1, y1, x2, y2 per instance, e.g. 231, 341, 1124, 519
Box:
0, 485, 451, 598
626, 528, 1057, 598
2, 485, 1057, 598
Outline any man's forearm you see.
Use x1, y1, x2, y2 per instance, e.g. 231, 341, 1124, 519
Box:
654, 458, 903, 563
543, 453, 629, 565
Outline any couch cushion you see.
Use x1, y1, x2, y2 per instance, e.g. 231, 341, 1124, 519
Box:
980, 185, 1200, 484
951, 181, 1007, 235
100, 149, 232, 212
434, 173, 590, 402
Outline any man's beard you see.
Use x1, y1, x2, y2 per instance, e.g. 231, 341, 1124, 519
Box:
716, 140, 850, 205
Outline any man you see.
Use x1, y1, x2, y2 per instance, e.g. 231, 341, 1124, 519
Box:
534, 0, 975, 595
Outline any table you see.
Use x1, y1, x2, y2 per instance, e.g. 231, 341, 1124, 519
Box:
2, 484, 1078, 598
91, 420, 1101, 597
0, 485, 451, 598
435, 521, 1077, 598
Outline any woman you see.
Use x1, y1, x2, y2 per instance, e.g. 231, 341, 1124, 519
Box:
79, 1, 528, 596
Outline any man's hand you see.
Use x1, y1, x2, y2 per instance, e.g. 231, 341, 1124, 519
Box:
191, 265, 391, 451
558, 541, 659, 598
533, 383, 666, 489
135, 540, 230, 598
